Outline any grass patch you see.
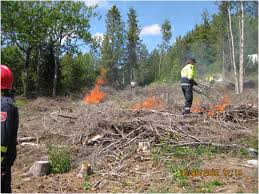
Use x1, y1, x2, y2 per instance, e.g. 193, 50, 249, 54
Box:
15, 97, 28, 107
47, 145, 71, 173
159, 144, 217, 159
195, 181, 223, 193
82, 174, 91, 191
238, 148, 250, 157
165, 160, 189, 187
240, 136, 258, 150
165, 160, 201, 187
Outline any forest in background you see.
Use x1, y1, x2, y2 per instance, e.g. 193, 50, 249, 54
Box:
1, 1, 258, 98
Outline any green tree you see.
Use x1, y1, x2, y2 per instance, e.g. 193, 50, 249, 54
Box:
1, 1, 47, 97
125, 7, 140, 85
44, 1, 96, 96
159, 19, 172, 79
161, 19, 172, 47
135, 43, 149, 85
101, 5, 125, 85
61, 52, 97, 93
1, 46, 24, 94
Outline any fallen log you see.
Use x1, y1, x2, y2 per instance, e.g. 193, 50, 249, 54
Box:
18, 137, 37, 142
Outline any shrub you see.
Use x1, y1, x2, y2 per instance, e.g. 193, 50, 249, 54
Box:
47, 145, 71, 173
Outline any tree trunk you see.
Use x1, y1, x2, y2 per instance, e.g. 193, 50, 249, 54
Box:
222, 48, 225, 80
23, 49, 31, 98
36, 48, 41, 96
128, 62, 132, 84
226, 20, 233, 73
228, 5, 239, 94
239, 1, 244, 93
158, 55, 161, 78
52, 53, 59, 97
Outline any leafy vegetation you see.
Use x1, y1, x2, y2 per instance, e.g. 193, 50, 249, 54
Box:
47, 145, 71, 174
15, 97, 28, 108
82, 174, 91, 191
1, 1, 257, 97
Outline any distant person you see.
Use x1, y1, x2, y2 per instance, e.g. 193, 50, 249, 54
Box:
208, 74, 215, 85
1, 64, 19, 193
130, 81, 136, 90
180, 58, 198, 114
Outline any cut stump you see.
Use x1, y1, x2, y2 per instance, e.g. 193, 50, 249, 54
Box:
28, 161, 50, 177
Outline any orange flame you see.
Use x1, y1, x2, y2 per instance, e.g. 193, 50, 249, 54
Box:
84, 67, 107, 104
96, 78, 106, 85
191, 96, 230, 116
84, 85, 105, 104
191, 98, 202, 113
131, 96, 165, 110
207, 96, 230, 117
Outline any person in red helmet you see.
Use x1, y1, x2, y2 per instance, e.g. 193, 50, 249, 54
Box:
1, 64, 19, 193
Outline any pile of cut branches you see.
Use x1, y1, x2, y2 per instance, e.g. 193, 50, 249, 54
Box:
34, 102, 257, 154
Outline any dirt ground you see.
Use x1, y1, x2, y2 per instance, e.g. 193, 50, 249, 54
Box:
11, 83, 258, 193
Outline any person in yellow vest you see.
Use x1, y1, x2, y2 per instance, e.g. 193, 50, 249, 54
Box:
208, 74, 215, 85
1, 64, 19, 193
180, 58, 198, 114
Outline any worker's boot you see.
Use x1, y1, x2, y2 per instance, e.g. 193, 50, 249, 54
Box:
182, 109, 190, 115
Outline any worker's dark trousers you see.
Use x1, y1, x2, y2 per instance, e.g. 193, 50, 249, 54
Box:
181, 85, 193, 113
1, 168, 12, 193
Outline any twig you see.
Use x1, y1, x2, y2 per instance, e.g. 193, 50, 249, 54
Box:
58, 114, 77, 119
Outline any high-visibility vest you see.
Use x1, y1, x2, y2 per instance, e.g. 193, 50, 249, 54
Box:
181, 64, 196, 80
1, 145, 7, 162
208, 76, 214, 82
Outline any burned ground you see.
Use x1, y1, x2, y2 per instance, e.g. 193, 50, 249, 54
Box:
12, 83, 258, 193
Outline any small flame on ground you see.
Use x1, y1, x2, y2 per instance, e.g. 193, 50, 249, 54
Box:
207, 96, 230, 117
191, 98, 202, 113
84, 85, 105, 104
84, 67, 107, 104
191, 95, 230, 116
131, 96, 165, 110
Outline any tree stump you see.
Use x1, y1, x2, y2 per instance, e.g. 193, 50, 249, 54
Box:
137, 142, 150, 154
28, 161, 50, 176
76, 162, 93, 178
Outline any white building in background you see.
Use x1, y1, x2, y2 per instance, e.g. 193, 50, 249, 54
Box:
247, 54, 258, 65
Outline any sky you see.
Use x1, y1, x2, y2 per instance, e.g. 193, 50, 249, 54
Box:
84, 0, 219, 52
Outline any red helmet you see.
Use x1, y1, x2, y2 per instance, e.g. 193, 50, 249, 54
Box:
1, 64, 14, 90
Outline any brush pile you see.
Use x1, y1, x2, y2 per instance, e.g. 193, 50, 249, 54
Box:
19, 98, 258, 162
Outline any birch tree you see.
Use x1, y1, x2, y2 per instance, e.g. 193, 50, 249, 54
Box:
227, 2, 240, 94
238, 1, 244, 93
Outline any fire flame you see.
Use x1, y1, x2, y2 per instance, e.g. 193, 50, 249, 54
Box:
191, 98, 202, 113
84, 67, 107, 104
207, 96, 230, 117
191, 96, 230, 116
131, 96, 165, 110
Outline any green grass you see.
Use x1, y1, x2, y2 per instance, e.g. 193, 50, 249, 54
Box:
232, 135, 258, 158
165, 160, 189, 187
240, 136, 258, 150
82, 174, 91, 191
15, 97, 28, 107
195, 181, 223, 193
158, 144, 217, 159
